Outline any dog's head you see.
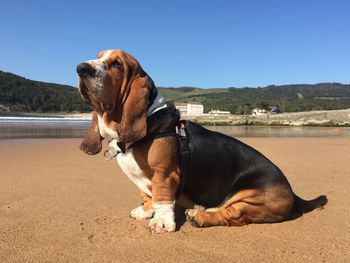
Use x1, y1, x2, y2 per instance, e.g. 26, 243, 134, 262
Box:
77, 49, 157, 154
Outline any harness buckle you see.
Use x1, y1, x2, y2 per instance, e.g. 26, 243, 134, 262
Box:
176, 123, 187, 139
103, 150, 113, 161
103, 149, 120, 161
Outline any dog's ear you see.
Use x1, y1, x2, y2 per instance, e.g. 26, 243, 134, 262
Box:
79, 111, 103, 155
116, 75, 151, 144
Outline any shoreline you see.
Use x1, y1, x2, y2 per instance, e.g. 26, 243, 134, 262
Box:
1, 108, 350, 127
183, 108, 350, 127
1, 125, 350, 140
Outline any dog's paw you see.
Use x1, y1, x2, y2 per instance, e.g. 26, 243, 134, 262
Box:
148, 203, 175, 234
185, 209, 201, 227
130, 205, 155, 220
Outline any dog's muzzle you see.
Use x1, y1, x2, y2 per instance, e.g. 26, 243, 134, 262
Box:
76, 63, 96, 78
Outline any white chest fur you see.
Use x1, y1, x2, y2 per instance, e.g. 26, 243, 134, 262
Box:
115, 146, 152, 197
101, 114, 152, 197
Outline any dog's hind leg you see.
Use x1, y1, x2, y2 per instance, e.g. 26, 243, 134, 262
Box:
186, 186, 294, 227
186, 202, 247, 227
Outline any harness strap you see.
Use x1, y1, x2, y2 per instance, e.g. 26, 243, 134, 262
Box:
128, 131, 177, 150
176, 122, 190, 196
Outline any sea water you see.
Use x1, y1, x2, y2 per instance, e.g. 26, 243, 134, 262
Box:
1, 116, 350, 139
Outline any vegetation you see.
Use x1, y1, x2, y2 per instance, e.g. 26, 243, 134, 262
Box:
1, 70, 350, 114
159, 83, 350, 114
0, 70, 90, 112
158, 87, 229, 101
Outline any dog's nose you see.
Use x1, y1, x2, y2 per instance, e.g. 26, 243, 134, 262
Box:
76, 63, 96, 77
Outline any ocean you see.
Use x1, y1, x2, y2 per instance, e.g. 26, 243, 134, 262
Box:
1, 116, 350, 139
0, 116, 91, 139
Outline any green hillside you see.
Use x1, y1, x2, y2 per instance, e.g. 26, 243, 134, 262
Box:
0, 70, 90, 112
158, 87, 229, 101
1, 70, 350, 114
159, 83, 350, 114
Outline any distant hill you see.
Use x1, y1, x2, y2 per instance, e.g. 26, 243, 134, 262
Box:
158, 83, 350, 114
1, 70, 350, 113
0, 70, 90, 112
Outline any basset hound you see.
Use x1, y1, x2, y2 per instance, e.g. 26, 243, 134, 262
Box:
76, 49, 327, 234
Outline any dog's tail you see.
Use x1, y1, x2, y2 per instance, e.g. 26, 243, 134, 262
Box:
288, 194, 328, 220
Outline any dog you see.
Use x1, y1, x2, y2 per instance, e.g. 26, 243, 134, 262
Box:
76, 49, 327, 233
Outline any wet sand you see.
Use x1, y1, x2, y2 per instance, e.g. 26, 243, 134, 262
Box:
0, 138, 349, 262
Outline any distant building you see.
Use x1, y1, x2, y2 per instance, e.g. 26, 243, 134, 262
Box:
175, 102, 204, 115
208, 109, 230, 115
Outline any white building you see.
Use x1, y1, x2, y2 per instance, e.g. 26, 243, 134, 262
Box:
175, 102, 204, 115
208, 109, 230, 115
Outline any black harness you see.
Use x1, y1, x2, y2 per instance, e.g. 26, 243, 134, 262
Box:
175, 122, 190, 195
128, 131, 177, 149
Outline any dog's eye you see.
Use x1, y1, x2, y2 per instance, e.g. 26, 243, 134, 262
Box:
110, 61, 122, 69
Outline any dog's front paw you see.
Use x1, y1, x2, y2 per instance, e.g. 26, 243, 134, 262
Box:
148, 203, 175, 234
130, 205, 155, 220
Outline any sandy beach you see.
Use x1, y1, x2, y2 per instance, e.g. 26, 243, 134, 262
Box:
0, 137, 349, 262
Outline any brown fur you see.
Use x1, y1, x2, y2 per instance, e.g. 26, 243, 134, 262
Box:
140, 191, 153, 212
132, 137, 181, 204
79, 111, 102, 155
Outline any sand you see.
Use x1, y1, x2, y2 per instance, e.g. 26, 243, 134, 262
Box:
0, 138, 349, 262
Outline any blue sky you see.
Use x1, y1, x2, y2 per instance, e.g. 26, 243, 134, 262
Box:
1, 0, 349, 88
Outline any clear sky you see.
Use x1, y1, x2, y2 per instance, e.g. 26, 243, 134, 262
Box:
1, 0, 349, 88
